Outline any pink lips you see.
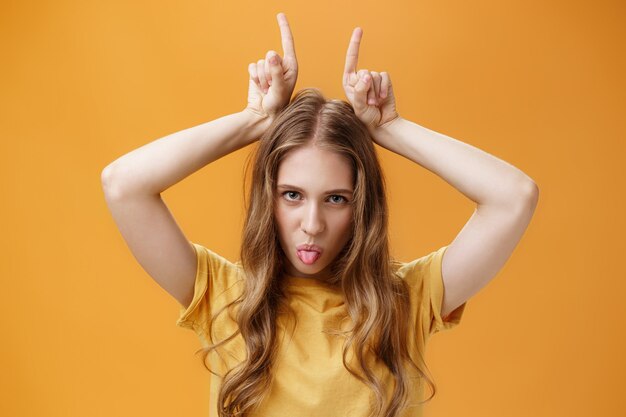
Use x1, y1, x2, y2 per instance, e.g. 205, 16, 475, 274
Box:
297, 243, 323, 252
296, 244, 322, 265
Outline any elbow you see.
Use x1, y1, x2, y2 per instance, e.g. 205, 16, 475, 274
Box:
522, 179, 539, 205
503, 179, 539, 212
101, 164, 114, 187
512, 180, 539, 215
479, 179, 539, 214
101, 163, 125, 200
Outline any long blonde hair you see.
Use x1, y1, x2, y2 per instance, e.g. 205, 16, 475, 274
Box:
197, 88, 439, 417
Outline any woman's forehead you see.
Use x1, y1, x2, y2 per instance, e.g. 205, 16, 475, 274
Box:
277, 146, 353, 188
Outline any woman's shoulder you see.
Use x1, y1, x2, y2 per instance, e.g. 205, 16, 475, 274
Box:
191, 242, 245, 287
191, 242, 241, 266
391, 245, 448, 283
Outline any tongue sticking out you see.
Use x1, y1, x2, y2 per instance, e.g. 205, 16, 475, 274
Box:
297, 250, 321, 265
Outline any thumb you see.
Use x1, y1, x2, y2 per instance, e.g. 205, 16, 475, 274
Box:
353, 72, 371, 113
268, 53, 285, 92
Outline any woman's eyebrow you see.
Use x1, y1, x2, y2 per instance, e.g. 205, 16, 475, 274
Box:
277, 184, 353, 194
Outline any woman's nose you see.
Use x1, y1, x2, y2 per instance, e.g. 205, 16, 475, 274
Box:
301, 203, 325, 235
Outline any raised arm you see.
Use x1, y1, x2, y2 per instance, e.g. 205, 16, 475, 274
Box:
101, 13, 298, 309
342, 27, 539, 318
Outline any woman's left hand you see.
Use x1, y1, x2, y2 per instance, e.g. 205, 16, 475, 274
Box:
342, 27, 400, 136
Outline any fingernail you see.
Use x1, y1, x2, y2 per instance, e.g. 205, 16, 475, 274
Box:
363, 74, 370, 82
270, 55, 278, 65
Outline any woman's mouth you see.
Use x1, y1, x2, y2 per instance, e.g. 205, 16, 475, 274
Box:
297, 250, 321, 265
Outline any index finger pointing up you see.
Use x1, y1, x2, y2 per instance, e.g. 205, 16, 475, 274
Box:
277, 13, 296, 59
343, 27, 363, 76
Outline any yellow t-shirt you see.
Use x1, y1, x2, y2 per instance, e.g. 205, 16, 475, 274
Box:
176, 242, 466, 417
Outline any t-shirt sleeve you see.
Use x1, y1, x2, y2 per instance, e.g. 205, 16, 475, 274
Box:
396, 245, 467, 338
175, 242, 242, 337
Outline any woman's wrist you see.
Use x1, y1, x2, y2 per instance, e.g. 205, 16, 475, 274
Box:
368, 115, 404, 147
240, 108, 274, 143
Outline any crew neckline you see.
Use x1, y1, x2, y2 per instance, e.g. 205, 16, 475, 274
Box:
283, 275, 340, 289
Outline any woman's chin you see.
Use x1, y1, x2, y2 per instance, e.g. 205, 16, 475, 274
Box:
285, 257, 330, 278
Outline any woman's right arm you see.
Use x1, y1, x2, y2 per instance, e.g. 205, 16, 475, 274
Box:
101, 110, 271, 309
102, 110, 271, 197
102, 13, 297, 310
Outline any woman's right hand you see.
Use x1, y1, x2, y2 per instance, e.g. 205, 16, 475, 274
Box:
244, 13, 298, 122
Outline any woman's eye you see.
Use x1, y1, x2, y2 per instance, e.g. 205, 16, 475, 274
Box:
329, 195, 348, 204
281, 192, 348, 204
283, 191, 300, 201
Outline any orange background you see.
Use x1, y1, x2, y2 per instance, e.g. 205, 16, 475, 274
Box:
1, 0, 624, 416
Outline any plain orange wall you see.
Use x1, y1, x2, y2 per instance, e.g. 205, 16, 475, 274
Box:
1, 0, 624, 416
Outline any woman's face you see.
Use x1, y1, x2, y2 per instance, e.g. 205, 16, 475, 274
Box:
274, 144, 354, 281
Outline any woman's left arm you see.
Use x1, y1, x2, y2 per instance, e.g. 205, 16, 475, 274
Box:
372, 116, 538, 208
343, 27, 539, 318
375, 118, 539, 318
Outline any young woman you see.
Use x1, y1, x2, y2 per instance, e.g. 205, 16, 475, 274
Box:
101, 13, 538, 417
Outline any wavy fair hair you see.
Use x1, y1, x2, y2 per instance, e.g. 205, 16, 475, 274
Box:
195, 88, 439, 417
